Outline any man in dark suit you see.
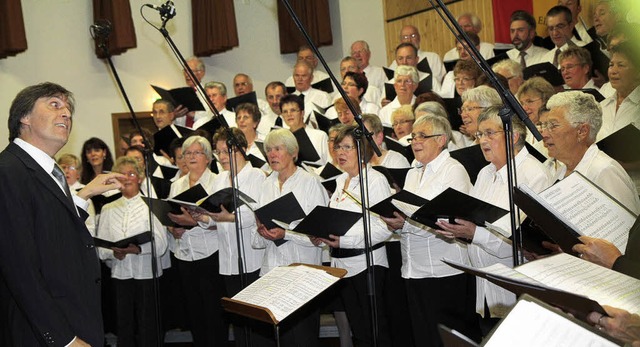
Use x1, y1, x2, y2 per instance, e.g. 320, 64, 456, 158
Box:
0, 82, 123, 346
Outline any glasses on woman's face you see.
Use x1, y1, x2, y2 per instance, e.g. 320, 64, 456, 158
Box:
458, 106, 485, 115
520, 98, 542, 107
183, 151, 205, 157
474, 129, 504, 140
333, 144, 357, 152
407, 133, 442, 143
392, 119, 414, 127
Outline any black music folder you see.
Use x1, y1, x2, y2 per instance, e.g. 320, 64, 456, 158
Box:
153, 124, 193, 156
226, 91, 258, 111
597, 124, 640, 162
566, 88, 605, 102
314, 111, 340, 134
370, 189, 428, 219
273, 206, 362, 239
443, 59, 458, 72
91, 192, 122, 215
143, 197, 182, 227
383, 67, 395, 80
372, 166, 411, 189
93, 231, 152, 249
416, 57, 432, 74
449, 144, 489, 185
151, 85, 204, 111
583, 41, 611, 81
411, 188, 508, 230
247, 154, 267, 168
173, 187, 256, 215
292, 128, 321, 164
524, 142, 547, 163
196, 116, 223, 138
254, 192, 306, 231
523, 62, 564, 87
318, 162, 342, 180
383, 136, 414, 163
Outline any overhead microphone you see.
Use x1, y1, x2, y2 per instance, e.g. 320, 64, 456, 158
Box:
144, 1, 176, 20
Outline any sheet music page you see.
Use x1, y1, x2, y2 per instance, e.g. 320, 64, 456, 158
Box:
232, 265, 340, 322
391, 199, 420, 216
525, 172, 635, 252
515, 253, 640, 313
485, 300, 619, 347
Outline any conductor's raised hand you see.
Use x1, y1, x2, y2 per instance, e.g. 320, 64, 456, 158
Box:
76, 172, 125, 200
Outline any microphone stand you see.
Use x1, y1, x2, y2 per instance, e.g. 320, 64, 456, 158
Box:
278, 0, 383, 345
142, 3, 252, 346
427, 0, 543, 266
90, 20, 163, 344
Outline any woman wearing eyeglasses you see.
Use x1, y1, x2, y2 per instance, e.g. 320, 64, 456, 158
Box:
166, 135, 227, 346
516, 76, 556, 158
316, 125, 393, 346
381, 114, 481, 345
97, 156, 168, 347
459, 86, 502, 144
436, 106, 553, 335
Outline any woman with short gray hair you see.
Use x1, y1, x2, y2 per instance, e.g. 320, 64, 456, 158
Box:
459, 86, 501, 143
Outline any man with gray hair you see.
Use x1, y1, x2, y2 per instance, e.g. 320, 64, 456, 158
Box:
193, 81, 236, 129
232, 73, 272, 121
174, 56, 213, 129
350, 40, 387, 92
443, 13, 496, 61
506, 10, 549, 68
390, 25, 446, 84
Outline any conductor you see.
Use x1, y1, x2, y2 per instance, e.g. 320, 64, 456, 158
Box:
0, 82, 123, 346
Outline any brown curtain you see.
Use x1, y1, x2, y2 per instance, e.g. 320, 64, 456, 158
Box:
92, 0, 137, 58
191, 0, 239, 56
0, 0, 27, 59
277, 0, 332, 54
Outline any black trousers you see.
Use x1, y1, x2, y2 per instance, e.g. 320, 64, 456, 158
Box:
384, 242, 414, 347
114, 278, 160, 347
405, 273, 481, 347
340, 265, 391, 347
176, 253, 227, 347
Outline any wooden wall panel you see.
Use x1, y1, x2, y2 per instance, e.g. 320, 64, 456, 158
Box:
383, 0, 494, 65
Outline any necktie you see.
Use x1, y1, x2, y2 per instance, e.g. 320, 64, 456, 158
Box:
275, 116, 283, 127
519, 51, 527, 70
298, 93, 305, 104
552, 49, 561, 67
52, 164, 75, 208
185, 114, 194, 128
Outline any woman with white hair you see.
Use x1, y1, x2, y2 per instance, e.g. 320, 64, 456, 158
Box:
253, 128, 329, 346
542, 91, 640, 214
363, 113, 410, 168
391, 105, 415, 143
436, 106, 553, 334
459, 86, 502, 144
166, 135, 227, 346
414, 101, 468, 149
379, 65, 419, 126
382, 114, 481, 345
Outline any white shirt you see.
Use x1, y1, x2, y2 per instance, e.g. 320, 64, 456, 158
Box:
541, 37, 588, 65
168, 169, 219, 261
390, 50, 446, 84
285, 70, 332, 90
362, 64, 388, 93
380, 150, 411, 168
443, 42, 496, 63
469, 147, 553, 318
597, 85, 640, 141
379, 95, 417, 126
193, 108, 237, 130
257, 106, 279, 140
599, 82, 615, 99
205, 163, 266, 275
400, 150, 473, 278
574, 17, 593, 45
546, 144, 640, 215
294, 87, 332, 128
329, 167, 392, 277
506, 45, 549, 67
254, 167, 329, 275
563, 78, 598, 91
97, 194, 168, 279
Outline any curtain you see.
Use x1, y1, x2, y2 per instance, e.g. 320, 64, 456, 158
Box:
192, 0, 239, 56
492, 0, 533, 43
92, 0, 137, 58
0, 0, 27, 59
277, 0, 333, 54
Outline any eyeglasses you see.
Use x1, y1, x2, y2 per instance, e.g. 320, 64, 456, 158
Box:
234, 82, 249, 88
333, 145, 357, 152
474, 130, 504, 139
394, 79, 415, 86
119, 171, 138, 178
547, 23, 568, 32
341, 82, 357, 88
184, 151, 206, 157
392, 119, 414, 127
559, 63, 583, 72
458, 106, 485, 115
212, 149, 229, 156
520, 98, 542, 107
400, 33, 419, 40
407, 133, 442, 143
535, 121, 583, 132
60, 165, 77, 171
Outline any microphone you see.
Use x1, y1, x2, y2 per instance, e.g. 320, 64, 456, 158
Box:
144, 1, 176, 20
90, 19, 112, 40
